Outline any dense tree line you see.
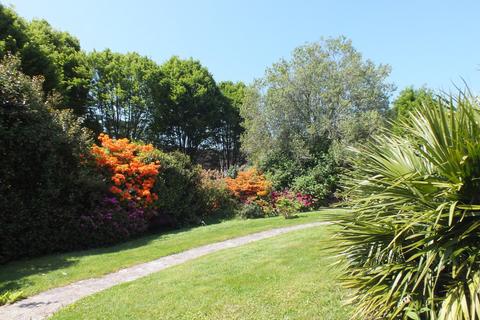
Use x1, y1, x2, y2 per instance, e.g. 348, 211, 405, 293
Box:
0, 4, 244, 169
1, 4, 414, 199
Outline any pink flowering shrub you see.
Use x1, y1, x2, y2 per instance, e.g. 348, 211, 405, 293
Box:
267, 189, 316, 219
271, 189, 316, 211
295, 193, 316, 208
79, 196, 151, 245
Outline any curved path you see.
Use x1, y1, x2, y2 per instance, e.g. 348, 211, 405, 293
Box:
0, 221, 328, 320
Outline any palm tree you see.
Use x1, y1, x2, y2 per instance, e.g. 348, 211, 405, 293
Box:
332, 91, 480, 319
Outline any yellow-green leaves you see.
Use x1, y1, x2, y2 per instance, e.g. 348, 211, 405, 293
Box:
333, 90, 480, 319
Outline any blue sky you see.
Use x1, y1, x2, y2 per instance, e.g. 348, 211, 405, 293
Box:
4, 0, 480, 96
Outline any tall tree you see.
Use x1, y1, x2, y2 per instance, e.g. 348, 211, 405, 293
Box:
240, 37, 394, 194
23, 20, 91, 115
88, 50, 162, 140
216, 81, 246, 169
241, 36, 395, 165
0, 5, 91, 116
391, 86, 435, 133
149, 56, 222, 157
0, 5, 28, 58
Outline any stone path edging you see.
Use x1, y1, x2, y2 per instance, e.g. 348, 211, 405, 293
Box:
0, 221, 328, 320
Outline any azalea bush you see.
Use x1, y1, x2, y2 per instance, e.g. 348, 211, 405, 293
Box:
225, 169, 317, 219
83, 134, 161, 240
254, 198, 276, 217
270, 190, 314, 219
79, 196, 151, 245
225, 168, 271, 203
271, 190, 316, 211
91, 134, 160, 206
225, 168, 274, 219
333, 92, 480, 319
274, 197, 301, 219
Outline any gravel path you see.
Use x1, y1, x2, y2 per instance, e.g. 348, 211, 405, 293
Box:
0, 221, 328, 320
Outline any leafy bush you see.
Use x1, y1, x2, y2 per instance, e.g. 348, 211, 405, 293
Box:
333, 92, 480, 319
142, 150, 207, 227
291, 156, 338, 205
274, 196, 301, 219
295, 193, 316, 209
271, 189, 316, 212
79, 196, 151, 246
238, 203, 265, 219
261, 154, 300, 191
260, 152, 339, 205
199, 169, 237, 220
254, 198, 276, 217
0, 56, 104, 263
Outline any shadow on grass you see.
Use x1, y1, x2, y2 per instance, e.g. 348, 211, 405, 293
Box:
0, 224, 198, 295
0, 210, 332, 296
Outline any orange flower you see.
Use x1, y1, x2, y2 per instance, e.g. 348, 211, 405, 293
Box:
110, 185, 123, 194
225, 168, 271, 202
92, 134, 160, 206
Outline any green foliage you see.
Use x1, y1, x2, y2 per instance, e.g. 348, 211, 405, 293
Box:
332, 91, 480, 319
238, 203, 265, 219
291, 156, 339, 204
241, 37, 393, 203
216, 81, 246, 169
88, 50, 162, 139
24, 20, 91, 113
391, 86, 435, 134
0, 55, 104, 263
241, 36, 394, 166
0, 5, 91, 116
274, 197, 301, 219
0, 5, 28, 57
150, 56, 222, 156
142, 150, 207, 226
199, 170, 238, 221
1, 6, 246, 169
261, 152, 338, 203
261, 153, 299, 191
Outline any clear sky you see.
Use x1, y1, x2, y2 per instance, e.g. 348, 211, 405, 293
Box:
3, 0, 480, 96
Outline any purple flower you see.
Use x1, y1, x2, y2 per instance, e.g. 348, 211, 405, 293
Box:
104, 196, 119, 205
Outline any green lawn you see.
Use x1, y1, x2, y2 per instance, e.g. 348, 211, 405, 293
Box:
0, 210, 340, 299
52, 225, 351, 320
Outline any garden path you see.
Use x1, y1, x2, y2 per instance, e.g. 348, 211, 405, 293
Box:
0, 221, 327, 320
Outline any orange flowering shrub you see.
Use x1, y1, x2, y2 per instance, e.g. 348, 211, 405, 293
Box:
225, 168, 271, 203
91, 134, 160, 205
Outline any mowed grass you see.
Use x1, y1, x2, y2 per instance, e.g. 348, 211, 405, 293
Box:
52, 225, 351, 320
0, 210, 341, 299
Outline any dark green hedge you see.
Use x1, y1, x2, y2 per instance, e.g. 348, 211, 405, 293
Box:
0, 57, 105, 263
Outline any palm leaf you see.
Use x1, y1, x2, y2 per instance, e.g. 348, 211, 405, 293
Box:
332, 91, 480, 319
